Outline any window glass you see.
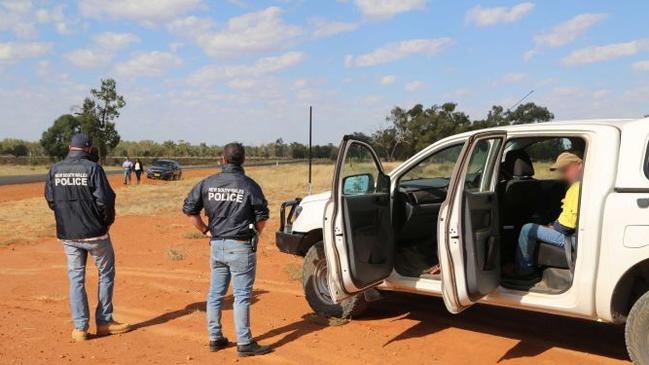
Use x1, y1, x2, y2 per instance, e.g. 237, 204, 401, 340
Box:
401, 144, 463, 183
341, 143, 380, 195
523, 138, 573, 179
398, 144, 464, 203
645, 141, 649, 179
465, 138, 502, 192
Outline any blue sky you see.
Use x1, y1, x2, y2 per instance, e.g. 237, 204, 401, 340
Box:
1, 0, 648, 145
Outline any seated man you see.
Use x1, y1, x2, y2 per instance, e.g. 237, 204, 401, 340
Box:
514, 151, 583, 277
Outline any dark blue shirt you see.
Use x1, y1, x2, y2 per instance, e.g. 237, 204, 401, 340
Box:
182, 164, 269, 240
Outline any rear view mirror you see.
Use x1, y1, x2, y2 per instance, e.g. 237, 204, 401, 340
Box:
342, 173, 374, 195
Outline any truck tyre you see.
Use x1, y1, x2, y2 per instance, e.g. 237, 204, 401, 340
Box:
626, 290, 649, 364
302, 241, 368, 319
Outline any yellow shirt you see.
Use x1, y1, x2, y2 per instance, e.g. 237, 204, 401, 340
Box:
557, 182, 580, 229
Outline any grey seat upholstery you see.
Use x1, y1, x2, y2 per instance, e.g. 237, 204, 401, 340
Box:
500, 150, 542, 228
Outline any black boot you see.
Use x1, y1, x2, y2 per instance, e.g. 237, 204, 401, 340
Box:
209, 337, 229, 352
237, 341, 272, 357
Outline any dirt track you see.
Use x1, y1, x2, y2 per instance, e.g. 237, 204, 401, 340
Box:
0, 169, 631, 365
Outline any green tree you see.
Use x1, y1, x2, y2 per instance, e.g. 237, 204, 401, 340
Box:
78, 79, 125, 161
40, 114, 82, 159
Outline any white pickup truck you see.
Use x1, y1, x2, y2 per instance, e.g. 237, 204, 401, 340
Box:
275, 118, 649, 364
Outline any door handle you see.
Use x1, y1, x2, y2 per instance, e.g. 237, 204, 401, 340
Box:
638, 198, 649, 209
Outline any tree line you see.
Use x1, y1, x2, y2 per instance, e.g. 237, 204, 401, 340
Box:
4, 77, 557, 163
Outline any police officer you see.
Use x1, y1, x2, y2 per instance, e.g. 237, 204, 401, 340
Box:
183, 142, 271, 356
44, 133, 130, 341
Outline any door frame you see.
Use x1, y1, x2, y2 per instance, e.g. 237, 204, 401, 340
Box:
323, 136, 391, 302
438, 130, 507, 313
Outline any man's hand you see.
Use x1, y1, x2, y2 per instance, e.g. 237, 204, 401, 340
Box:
255, 220, 267, 235
187, 214, 210, 237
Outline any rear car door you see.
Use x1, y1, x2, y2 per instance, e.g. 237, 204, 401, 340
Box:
324, 136, 393, 302
438, 131, 506, 313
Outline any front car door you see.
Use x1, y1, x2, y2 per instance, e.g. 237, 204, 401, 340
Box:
438, 131, 507, 313
324, 136, 393, 302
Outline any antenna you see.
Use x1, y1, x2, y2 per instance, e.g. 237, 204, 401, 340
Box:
509, 89, 535, 110
308, 106, 313, 196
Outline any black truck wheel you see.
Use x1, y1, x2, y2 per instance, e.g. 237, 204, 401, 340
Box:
302, 241, 368, 319
626, 290, 649, 364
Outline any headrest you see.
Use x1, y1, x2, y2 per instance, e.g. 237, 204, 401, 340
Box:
502, 150, 534, 178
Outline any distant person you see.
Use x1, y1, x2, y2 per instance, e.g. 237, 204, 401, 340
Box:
134, 158, 144, 184
44, 133, 130, 342
122, 157, 133, 185
183, 142, 271, 356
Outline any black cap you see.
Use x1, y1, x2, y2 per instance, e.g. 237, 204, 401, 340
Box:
70, 133, 92, 148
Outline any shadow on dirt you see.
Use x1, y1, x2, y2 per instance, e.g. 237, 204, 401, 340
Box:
255, 314, 328, 349
130, 289, 269, 331
363, 292, 628, 362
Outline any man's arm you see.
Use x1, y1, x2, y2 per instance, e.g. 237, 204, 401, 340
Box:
187, 214, 211, 237
183, 180, 209, 236
44, 169, 55, 210
92, 166, 116, 227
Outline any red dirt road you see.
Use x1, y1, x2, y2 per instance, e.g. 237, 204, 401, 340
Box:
0, 175, 631, 365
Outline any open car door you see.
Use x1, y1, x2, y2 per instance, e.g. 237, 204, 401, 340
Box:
323, 135, 393, 303
438, 131, 506, 313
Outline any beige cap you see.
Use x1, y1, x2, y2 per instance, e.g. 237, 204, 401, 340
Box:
550, 151, 582, 171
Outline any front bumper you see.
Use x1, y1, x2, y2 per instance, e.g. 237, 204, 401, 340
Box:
276, 231, 309, 256
275, 198, 310, 255
147, 171, 172, 179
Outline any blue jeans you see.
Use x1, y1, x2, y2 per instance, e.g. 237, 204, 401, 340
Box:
516, 223, 566, 275
207, 239, 256, 345
62, 237, 115, 330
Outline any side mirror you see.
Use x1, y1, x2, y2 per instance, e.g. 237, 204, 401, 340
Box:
342, 173, 374, 195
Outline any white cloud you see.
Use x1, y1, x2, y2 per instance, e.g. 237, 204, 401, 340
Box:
66, 32, 140, 69
445, 88, 471, 98
380, 75, 396, 85
465, 2, 534, 27
632, 60, 649, 71
0, 2, 69, 37
525, 13, 607, 60
310, 18, 358, 38
66, 49, 111, 68
354, 0, 426, 19
501, 72, 527, 83
0, 41, 52, 62
187, 51, 306, 85
345, 37, 452, 67
114, 51, 182, 78
167, 16, 214, 37
561, 39, 649, 66
94, 32, 140, 50
80, 0, 201, 22
169, 7, 301, 58
405, 80, 424, 92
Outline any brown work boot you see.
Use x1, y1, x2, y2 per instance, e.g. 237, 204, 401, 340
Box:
96, 320, 131, 336
71, 329, 88, 342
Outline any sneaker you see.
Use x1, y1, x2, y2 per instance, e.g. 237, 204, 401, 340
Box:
71, 329, 88, 342
209, 337, 229, 352
96, 320, 131, 336
237, 341, 272, 357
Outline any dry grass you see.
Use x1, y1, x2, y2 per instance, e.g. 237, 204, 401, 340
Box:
166, 246, 187, 261
182, 231, 205, 239
0, 165, 121, 176
284, 262, 302, 281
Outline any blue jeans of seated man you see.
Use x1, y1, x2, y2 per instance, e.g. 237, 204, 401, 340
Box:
516, 223, 566, 275
62, 237, 115, 331
207, 239, 256, 345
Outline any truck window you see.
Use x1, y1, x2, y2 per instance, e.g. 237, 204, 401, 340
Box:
523, 137, 575, 180
645, 140, 649, 179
